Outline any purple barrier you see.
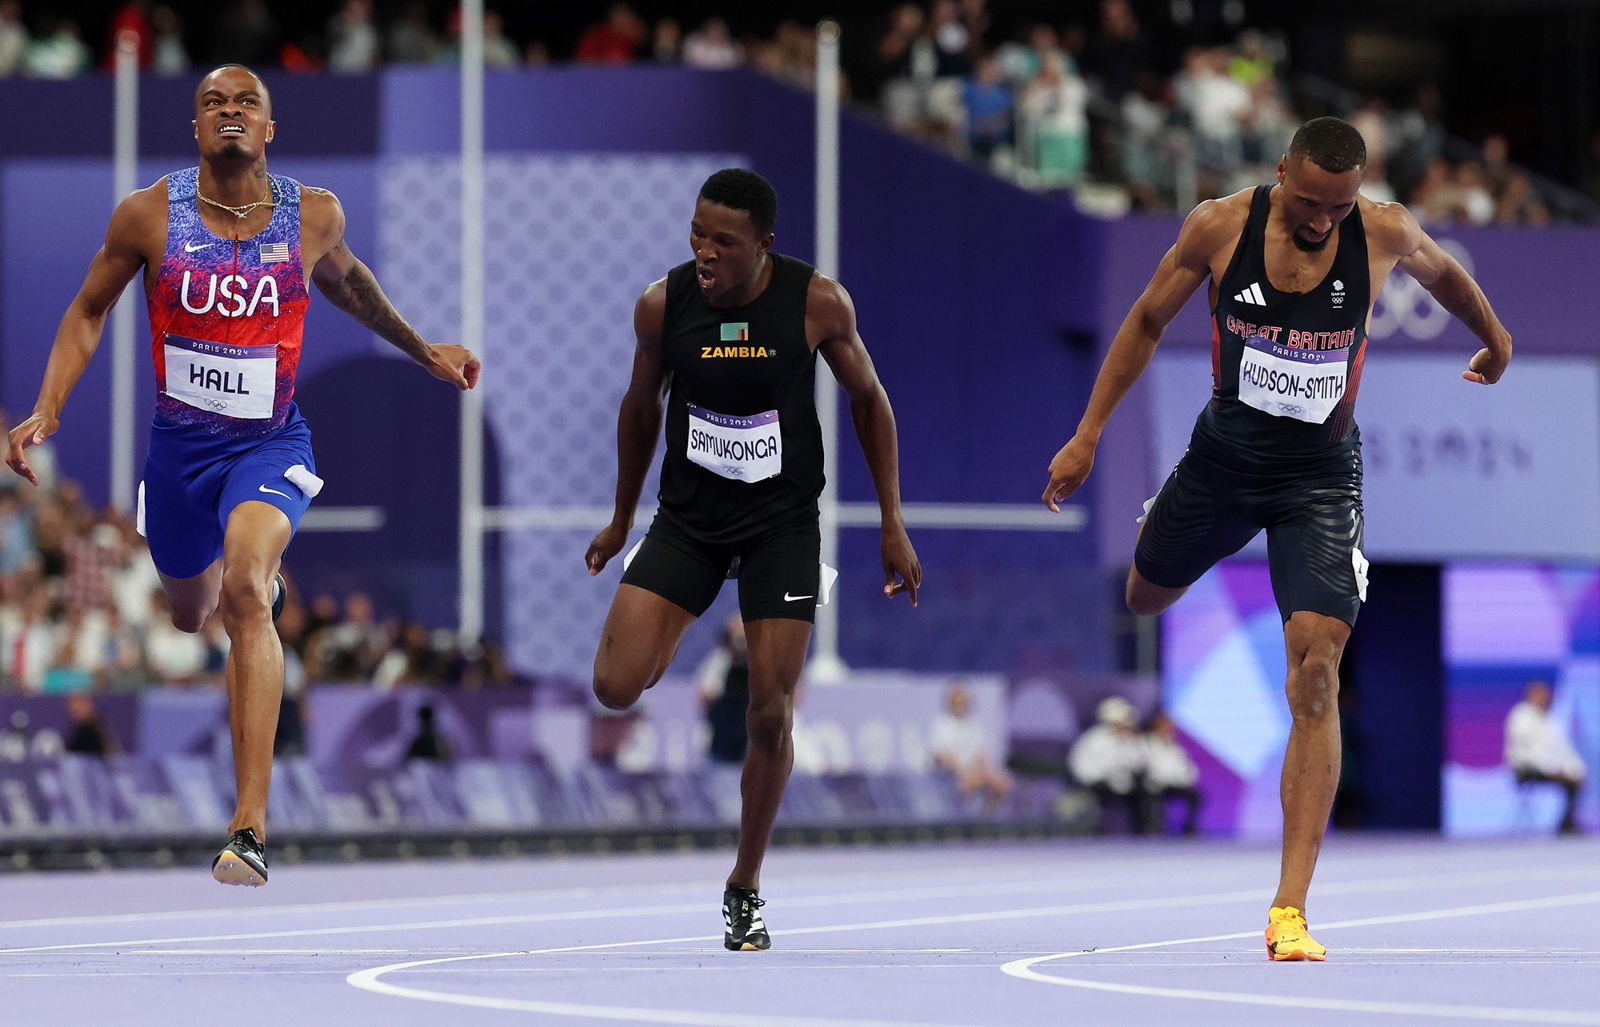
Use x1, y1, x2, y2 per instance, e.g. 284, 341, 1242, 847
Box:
601, 671, 1007, 775
0, 695, 141, 758
0, 754, 1014, 837
1149, 351, 1600, 562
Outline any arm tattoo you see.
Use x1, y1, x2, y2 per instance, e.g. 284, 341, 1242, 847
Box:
328, 260, 430, 362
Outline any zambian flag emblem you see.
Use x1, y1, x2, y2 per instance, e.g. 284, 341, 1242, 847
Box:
720, 323, 750, 341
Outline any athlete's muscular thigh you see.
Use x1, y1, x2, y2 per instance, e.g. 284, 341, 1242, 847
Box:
160, 561, 224, 633
592, 585, 698, 711
1131, 456, 1259, 613
218, 500, 292, 626
739, 620, 806, 707
1125, 562, 1190, 617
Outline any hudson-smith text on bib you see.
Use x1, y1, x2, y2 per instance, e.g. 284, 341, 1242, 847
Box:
686, 404, 782, 482
162, 333, 277, 420
1237, 337, 1349, 424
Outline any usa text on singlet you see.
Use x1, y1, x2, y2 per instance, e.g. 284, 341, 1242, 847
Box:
147, 167, 311, 439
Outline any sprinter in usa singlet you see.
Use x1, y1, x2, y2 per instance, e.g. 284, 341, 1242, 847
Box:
6, 64, 480, 888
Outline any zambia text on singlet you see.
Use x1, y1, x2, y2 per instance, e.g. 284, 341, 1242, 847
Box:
657, 252, 824, 544
147, 166, 310, 440
1202, 184, 1371, 464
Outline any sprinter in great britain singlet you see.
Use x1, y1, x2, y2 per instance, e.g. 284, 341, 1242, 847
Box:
620, 251, 826, 622
1202, 184, 1370, 461
1135, 185, 1372, 623
139, 167, 321, 578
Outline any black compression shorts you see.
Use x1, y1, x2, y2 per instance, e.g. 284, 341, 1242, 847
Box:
1134, 439, 1367, 626
620, 512, 822, 622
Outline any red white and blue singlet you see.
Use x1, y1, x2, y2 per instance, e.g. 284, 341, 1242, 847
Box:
148, 166, 309, 437
137, 167, 320, 579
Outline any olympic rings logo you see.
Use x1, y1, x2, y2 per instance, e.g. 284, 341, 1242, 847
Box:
205, 397, 230, 410
1369, 239, 1474, 341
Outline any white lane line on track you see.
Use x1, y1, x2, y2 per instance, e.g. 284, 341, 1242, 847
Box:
0, 873, 1210, 955
1000, 888, 1600, 1025
0, 838, 1565, 931
8, 963, 1015, 981
2, 862, 1573, 956
0, 858, 1087, 931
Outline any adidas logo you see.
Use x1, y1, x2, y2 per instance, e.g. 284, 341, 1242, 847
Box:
1234, 282, 1267, 306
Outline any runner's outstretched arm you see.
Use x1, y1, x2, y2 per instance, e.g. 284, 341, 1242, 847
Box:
1386, 207, 1512, 385
811, 275, 921, 606
1042, 200, 1227, 510
7, 189, 157, 485
586, 279, 670, 575
305, 188, 480, 390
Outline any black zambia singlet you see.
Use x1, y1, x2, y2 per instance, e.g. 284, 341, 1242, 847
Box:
1199, 184, 1371, 466
656, 252, 824, 545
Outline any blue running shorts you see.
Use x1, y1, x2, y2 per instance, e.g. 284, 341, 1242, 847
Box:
138, 403, 320, 579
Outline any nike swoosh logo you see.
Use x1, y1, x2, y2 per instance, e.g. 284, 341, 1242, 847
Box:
184, 241, 215, 253
258, 484, 292, 500
783, 593, 814, 602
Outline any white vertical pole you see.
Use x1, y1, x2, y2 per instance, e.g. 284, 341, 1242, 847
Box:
458, 0, 486, 642
110, 31, 139, 513
811, 21, 845, 683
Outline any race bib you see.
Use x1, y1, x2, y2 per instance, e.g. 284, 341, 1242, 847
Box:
686, 404, 781, 482
163, 333, 276, 419
1237, 338, 1348, 423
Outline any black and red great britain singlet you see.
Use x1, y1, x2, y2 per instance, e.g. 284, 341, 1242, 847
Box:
656, 252, 824, 545
1200, 184, 1371, 467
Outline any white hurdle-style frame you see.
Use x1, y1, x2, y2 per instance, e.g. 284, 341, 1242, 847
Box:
110, 31, 140, 514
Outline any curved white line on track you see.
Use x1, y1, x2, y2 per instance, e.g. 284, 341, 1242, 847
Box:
347, 943, 939, 1027
343, 872, 1600, 1025
1001, 889, 1600, 1025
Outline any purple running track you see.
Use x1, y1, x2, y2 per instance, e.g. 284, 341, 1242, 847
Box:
2, 835, 1598, 1026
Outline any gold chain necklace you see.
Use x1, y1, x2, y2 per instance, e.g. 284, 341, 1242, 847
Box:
197, 178, 277, 219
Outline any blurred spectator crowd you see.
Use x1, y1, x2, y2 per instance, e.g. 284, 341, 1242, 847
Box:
0, 425, 517, 695
1, 0, 1591, 222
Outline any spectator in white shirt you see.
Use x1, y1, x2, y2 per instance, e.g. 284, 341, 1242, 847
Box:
1142, 710, 1201, 834
327, 0, 380, 74
1505, 680, 1586, 834
0, 1, 27, 79
1069, 695, 1146, 832
929, 683, 1012, 811
681, 17, 742, 70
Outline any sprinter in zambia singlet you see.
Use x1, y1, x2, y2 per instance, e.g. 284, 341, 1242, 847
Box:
620, 249, 826, 623
586, 169, 920, 953
656, 249, 824, 537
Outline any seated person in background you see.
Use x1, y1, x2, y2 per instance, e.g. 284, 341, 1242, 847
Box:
404, 704, 453, 763
1504, 680, 1587, 835
63, 692, 117, 757
1142, 710, 1201, 834
929, 682, 1013, 812
1069, 696, 1147, 833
